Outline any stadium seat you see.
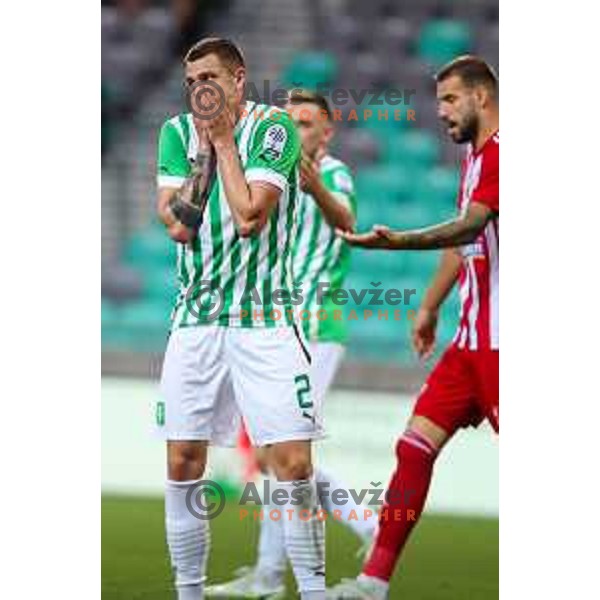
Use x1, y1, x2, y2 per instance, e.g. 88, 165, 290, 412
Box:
355, 165, 415, 206
119, 298, 169, 327
140, 267, 179, 304
418, 19, 473, 68
116, 299, 171, 350
123, 226, 176, 270
401, 251, 442, 278
410, 166, 459, 217
281, 51, 338, 89
334, 128, 382, 165
101, 299, 121, 329
393, 200, 438, 229
385, 129, 440, 168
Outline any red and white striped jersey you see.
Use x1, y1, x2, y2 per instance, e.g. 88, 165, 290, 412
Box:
453, 131, 499, 350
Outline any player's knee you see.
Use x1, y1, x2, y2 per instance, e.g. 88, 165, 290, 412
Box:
406, 415, 450, 450
279, 458, 312, 481
395, 428, 439, 464
271, 450, 312, 481
167, 443, 206, 481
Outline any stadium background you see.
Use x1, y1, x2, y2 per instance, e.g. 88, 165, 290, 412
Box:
101, 0, 499, 597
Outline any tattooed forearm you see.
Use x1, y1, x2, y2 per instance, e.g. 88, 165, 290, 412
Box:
390, 211, 491, 250
177, 148, 215, 206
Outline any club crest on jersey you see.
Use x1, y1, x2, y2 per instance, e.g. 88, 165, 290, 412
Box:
262, 124, 287, 161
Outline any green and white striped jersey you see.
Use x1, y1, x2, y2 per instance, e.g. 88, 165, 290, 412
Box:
157, 101, 301, 328
292, 155, 357, 343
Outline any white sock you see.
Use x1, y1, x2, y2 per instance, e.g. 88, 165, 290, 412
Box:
301, 592, 326, 599
165, 479, 209, 599
279, 479, 325, 595
256, 479, 286, 584
357, 574, 389, 600
315, 468, 377, 539
176, 585, 204, 600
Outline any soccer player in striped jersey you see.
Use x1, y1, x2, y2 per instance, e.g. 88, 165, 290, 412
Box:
155, 38, 325, 600
289, 91, 377, 545
205, 91, 376, 599
327, 56, 499, 599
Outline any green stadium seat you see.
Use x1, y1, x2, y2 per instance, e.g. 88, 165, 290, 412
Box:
101, 299, 120, 328
281, 51, 338, 88
101, 300, 123, 348
394, 201, 437, 229
401, 251, 442, 278
411, 166, 459, 210
115, 299, 171, 351
355, 99, 416, 149
120, 298, 170, 328
418, 20, 473, 68
124, 226, 176, 269
385, 130, 440, 168
355, 165, 415, 207
349, 248, 403, 278
140, 267, 179, 304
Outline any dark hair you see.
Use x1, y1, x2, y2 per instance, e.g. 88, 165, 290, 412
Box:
184, 37, 245, 71
288, 89, 332, 120
436, 55, 498, 97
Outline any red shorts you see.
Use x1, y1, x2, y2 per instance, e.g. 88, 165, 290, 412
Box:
414, 346, 499, 434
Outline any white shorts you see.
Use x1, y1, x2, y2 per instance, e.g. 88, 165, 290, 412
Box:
157, 325, 320, 447
309, 342, 345, 431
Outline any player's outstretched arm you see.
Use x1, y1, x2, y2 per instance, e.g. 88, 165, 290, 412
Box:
338, 201, 496, 250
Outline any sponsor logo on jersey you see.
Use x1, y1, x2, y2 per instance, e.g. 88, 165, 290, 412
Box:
461, 241, 485, 258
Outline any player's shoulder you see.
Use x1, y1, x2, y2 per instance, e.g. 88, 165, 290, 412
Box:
482, 131, 499, 170
247, 102, 298, 148
485, 130, 500, 155
320, 154, 351, 175
252, 102, 294, 127
159, 112, 191, 139
321, 154, 355, 196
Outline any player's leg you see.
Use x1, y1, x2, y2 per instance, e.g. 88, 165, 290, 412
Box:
229, 326, 325, 600
328, 347, 479, 599
309, 342, 377, 541
253, 445, 288, 591
357, 415, 449, 590
204, 439, 287, 599
166, 441, 210, 600
269, 439, 325, 600
159, 326, 231, 600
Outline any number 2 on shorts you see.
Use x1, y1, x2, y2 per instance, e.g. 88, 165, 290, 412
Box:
294, 374, 312, 410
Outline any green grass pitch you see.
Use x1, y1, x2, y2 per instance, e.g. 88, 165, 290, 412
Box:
102, 495, 498, 599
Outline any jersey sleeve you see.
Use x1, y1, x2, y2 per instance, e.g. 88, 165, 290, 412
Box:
322, 163, 357, 217
157, 119, 191, 189
245, 111, 301, 191
471, 135, 499, 213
